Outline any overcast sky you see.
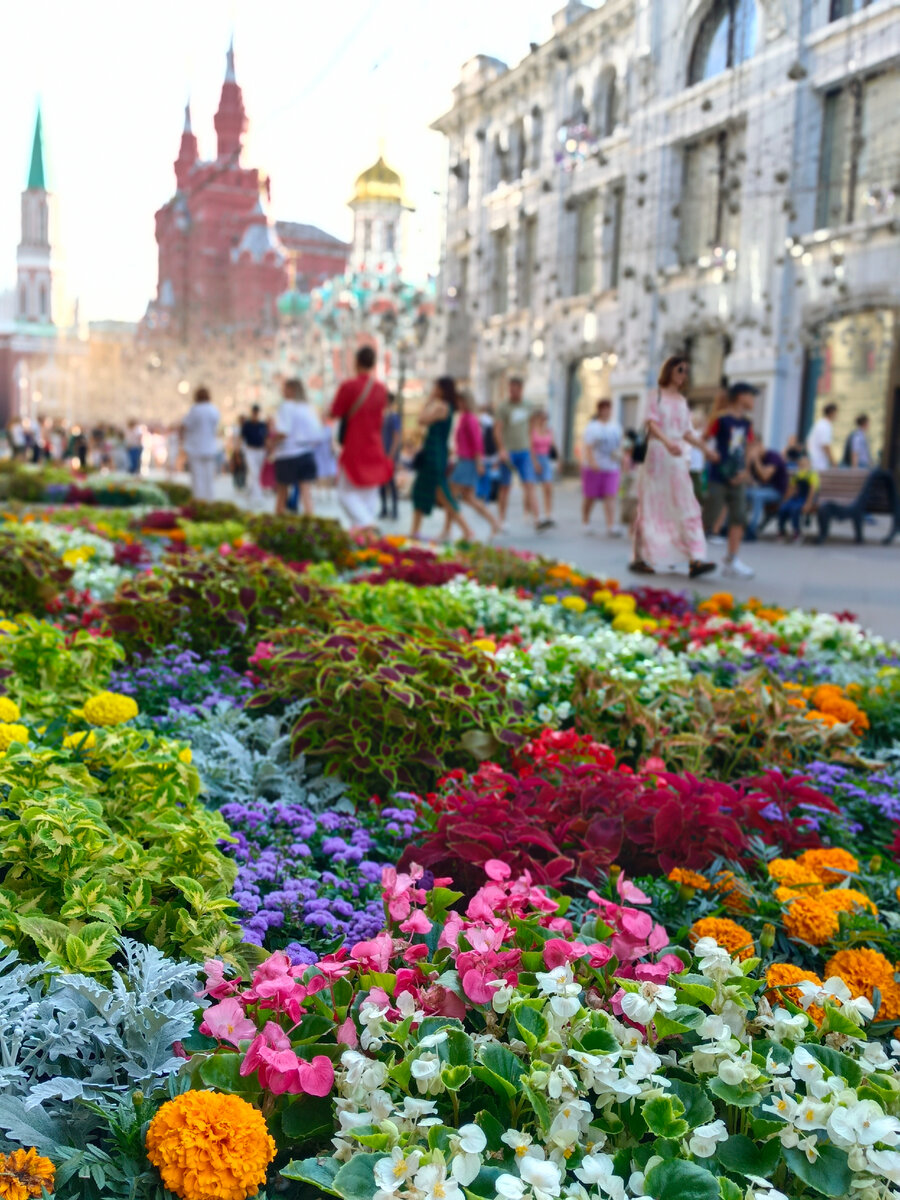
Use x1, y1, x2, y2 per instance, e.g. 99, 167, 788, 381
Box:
0, 0, 562, 322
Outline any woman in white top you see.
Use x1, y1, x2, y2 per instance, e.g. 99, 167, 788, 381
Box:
181, 387, 221, 502
270, 378, 322, 516
581, 398, 623, 536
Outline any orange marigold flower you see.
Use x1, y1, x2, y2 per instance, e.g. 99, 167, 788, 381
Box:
667, 867, 710, 891
804, 709, 840, 727
797, 847, 860, 885
825, 948, 900, 1022
0, 1147, 56, 1198
782, 895, 840, 946
690, 917, 754, 960
764, 963, 825, 1025
818, 888, 877, 916
713, 869, 752, 912
146, 1090, 275, 1200
767, 858, 823, 893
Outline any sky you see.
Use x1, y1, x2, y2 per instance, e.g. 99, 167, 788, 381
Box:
0, 0, 561, 322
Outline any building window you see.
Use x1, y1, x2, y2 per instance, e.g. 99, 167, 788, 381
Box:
491, 228, 510, 315
688, 0, 757, 86
511, 118, 527, 178
457, 158, 470, 208
607, 185, 625, 289
518, 216, 537, 308
816, 72, 900, 228
596, 69, 618, 138
385, 222, 396, 253
19, 284, 26, 316
530, 108, 544, 170
830, 0, 874, 17
680, 129, 743, 262
363, 219, 372, 253
491, 134, 510, 190
39, 284, 47, 318
574, 193, 598, 295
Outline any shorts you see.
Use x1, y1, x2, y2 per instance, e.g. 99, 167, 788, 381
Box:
704, 479, 747, 529
499, 448, 536, 486
274, 452, 317, 486
534, 453, 553, 483
451, 458, 480, 489
582, 467, 620, 499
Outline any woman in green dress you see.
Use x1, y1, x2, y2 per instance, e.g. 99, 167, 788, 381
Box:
410, 377, 474, 541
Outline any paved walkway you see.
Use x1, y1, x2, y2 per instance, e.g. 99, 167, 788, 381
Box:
207, 473, 900, 642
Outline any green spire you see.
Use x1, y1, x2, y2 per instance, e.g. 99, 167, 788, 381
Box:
27, 108, 46, 191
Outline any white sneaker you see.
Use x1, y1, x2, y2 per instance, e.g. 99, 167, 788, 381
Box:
608, 525, 624, 538
722, 556, 755, 579
707, 535, 726, 546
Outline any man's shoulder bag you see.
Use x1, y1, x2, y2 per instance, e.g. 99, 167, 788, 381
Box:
337, 377, 375, 446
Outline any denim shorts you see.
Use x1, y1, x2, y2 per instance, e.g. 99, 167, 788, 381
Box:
499, 448, 536, 486
451, 458, 480, 489
534, 453, 553, 484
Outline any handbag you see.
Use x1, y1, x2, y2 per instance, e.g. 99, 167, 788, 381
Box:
337, 376, 375, 446
631, 389, 658, 465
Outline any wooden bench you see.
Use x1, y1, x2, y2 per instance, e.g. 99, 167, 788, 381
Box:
815, 467, 899, 545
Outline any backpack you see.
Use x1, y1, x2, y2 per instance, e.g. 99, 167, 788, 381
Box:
842, 432, 854, 467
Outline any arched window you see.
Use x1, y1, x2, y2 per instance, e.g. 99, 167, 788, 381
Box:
19, 284, 26, 316
39, 285, 47, 318
595, 68, 618, 137
385, 222, 396, 254
530, 108, 543, 170
688, 0, 757, 86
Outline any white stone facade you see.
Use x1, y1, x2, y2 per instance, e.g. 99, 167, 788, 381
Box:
431, 0, 900, 467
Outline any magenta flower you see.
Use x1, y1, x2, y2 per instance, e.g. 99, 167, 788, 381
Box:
200, 997, 257, 1046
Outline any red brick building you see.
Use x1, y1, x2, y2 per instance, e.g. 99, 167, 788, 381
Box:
147, 41, 348, 343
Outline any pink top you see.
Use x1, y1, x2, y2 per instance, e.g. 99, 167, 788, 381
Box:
531, 431, 553, 455
455, 411, 483, 459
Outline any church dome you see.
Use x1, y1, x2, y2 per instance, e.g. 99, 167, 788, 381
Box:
352, 155, 403, 204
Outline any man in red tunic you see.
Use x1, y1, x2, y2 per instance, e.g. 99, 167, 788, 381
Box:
330, 346, 393, 532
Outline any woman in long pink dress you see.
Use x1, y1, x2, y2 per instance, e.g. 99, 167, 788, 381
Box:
630, 356, 716, 578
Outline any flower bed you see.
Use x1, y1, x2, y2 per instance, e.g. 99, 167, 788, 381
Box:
1, 507, 900, 1199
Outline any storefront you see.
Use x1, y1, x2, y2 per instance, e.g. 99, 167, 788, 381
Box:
802, 308, 899, 471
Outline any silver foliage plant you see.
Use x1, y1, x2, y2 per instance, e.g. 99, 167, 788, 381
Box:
171, 699, 351, 812
0, 938, 205, 1195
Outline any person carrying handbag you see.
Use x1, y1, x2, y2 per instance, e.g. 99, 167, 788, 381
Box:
329, 345, 393, 532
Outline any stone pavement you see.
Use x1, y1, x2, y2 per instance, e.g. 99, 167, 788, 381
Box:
209, 472, 900, 642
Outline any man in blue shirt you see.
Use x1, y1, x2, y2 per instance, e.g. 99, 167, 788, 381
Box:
241, 404, 269, 510
702, 382, 757, 579
379, 394, 402, 520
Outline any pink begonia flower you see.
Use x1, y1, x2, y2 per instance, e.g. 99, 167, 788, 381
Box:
351, 932, 394, 973
484, 859, 512, 881
248, 641, 275, 666
648, 923, 669, 953
437, 911, 465, 951
399, 910, 433, 935
297, 1054, 335, 1097
200, 997, 257, 1046
240, 1022, 334, 1096
314, 947, 352, 980
641, 756, 667, 775
381, 865, 426, 922
337, 1016, 358, 1047
616, 873, 651, 905
586, 943, 613, 969
403, 944, 430, 963
619, 909, 653, 941
546, 916, 575, 934
419, 983, 467, 1020
218, 542, 232, 556
197, 958, 241, 1000
543, 938, 589, 968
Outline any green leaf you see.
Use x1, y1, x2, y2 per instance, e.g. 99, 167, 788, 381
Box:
521, 1080, 551, 1132
642, 1095, 689, 1139
281, 1094, 334, 1143
65, 923, 118, 973
15, 914, 70, 957
783, 1144, 852, 1198
281, 1156, 341, 1194
667, 1079, 715, 1130
645, 1159, 720, 1200
464, 1165, 505, 1200
443, 1028, 476, 1068
476, 1109, 507, 1152
718, 1180, 742, 1200
197, 1052, 258, 1096
707, 1078, 760, 1108
332, 1153, 382, 1200
578, 1028, 620, 1054
716, 1134, 780, 1179
513, 1004, 548, 1050
478, 1042, 524, 1088
441, 1064, 472, 1091
805, 1044, 863, 1089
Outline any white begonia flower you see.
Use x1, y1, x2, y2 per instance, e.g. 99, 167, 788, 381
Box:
745, 1177, 790, 1200
860, 1041, 891, 1071
769, 1008, 810, 1043
866, 1148, 900, 1185
501, 1131, 534, 1159
490, 979, 514, 1014
418, 1031, 449, 1049
793, 1098, 833, 1131
574, 1152, 625, 1200
535, 964, 582, 1020
790, 1046, 824, 1085
410, 1051, 443, 1094
763, 1091, 798, 1123
547, 1064, 580, 1100
398, 1097, 439, 1121
620, 982, 677, 1026
827, 1100, 900, 1149
688, 1119, 728, 1158
450, 1124, 487, 1186
496, 1175, 527, 1200
518, 1154, 562, 1200
693, 938, 738, 983
795, 1135, 819, 1164
374, 1148, 422, 1197
415, 1162, 462, 1200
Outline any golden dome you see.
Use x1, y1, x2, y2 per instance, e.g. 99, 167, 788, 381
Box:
351, 155, 403, 204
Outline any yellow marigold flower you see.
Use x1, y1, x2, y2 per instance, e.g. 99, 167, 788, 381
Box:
63, 730, 97, 752
667, 867, 710, 891
146, 1091, 275, 1200
0, 620, 18, 635
0, 697, 20, 722
818, 888, 877, 916
690, 917, 754, 960
825, 948, 900, 1022
796, 847, 859, 885
178, 747, 192, 764
592, 588, 613, 605
708, 591, 734, 610
782, 895, 840, 946
767, 858, 823, 893
804, 709, 839, 728
713, 869, 752, 912
774, 886, 804, 903
612, 613, 643, 634
607, 594, 637, 613
765, 964, 824, 1025
83, 691, 138, 727
561, 595, 587, 614
543, 595, 559, 606
61, 545, 96, 567
470, 638, 497, 654
0, 723, 28, 752
0, 1146, 56, 1198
